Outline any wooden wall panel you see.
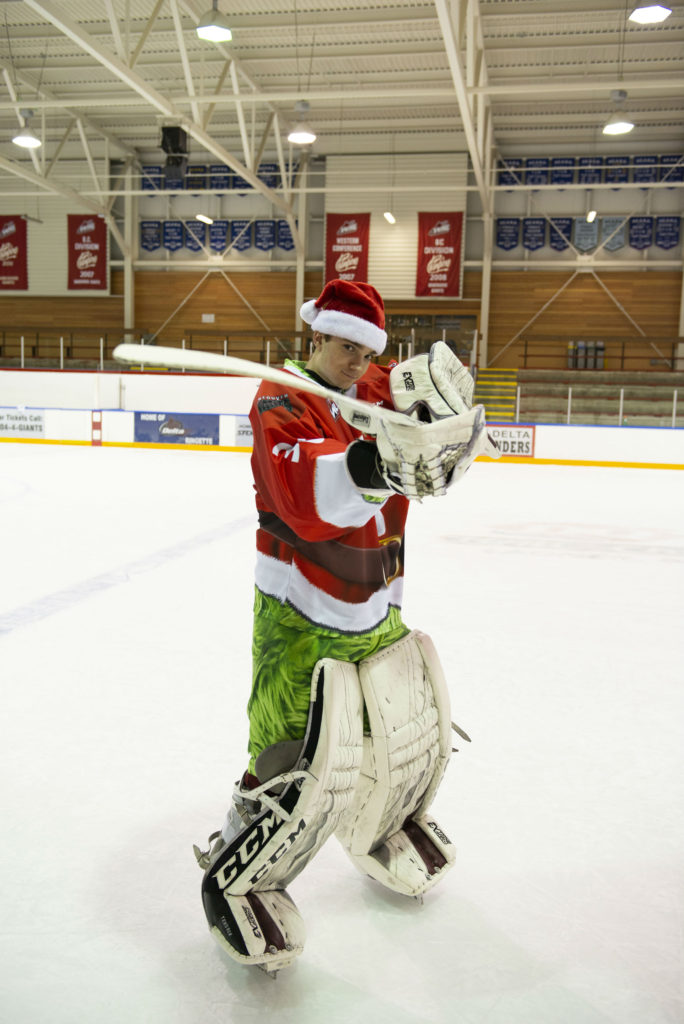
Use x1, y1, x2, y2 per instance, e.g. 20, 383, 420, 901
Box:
0, 266, 680, 371
480, 270, 682, 370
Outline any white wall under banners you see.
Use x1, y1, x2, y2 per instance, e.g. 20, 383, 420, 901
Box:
0, 369, 682, 468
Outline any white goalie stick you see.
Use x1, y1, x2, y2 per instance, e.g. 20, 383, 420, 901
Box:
113, 342, 421, 436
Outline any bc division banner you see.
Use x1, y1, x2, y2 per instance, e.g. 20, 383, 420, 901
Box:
325, 213, 370, 282
67, 214, 108, 289
0, 216, 28, 290
416, 212, 463, 297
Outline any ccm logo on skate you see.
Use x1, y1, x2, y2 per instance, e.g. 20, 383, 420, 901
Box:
213, 814, 307, 889
426, 820, 451, 845
248, 819, 307, 886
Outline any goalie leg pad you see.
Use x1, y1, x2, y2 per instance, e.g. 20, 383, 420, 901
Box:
202, 887, 306, 972
197, 657, 363, 966
336, 630, 456, 896
350, 813, 457, 897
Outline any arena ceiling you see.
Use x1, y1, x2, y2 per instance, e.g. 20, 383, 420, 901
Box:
0, 0, 682, 211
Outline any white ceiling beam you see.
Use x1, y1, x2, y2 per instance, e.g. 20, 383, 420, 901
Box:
129, 0, 165, 70
102, 0, 127, 63
169, 0, 201, 126
21, 0, 293, 215
76, 118, 104, 201
201, 60, 232, 131
2, 68, 43, 176
434, 0, 491, 212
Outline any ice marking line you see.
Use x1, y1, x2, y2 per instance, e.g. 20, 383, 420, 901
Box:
0, 515, 255, 637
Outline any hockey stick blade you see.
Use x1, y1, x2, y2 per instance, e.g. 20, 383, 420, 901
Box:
112, 342, 412, 435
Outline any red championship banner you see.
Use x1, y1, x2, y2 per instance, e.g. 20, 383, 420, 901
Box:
325, 213, 370, 282
0, 216, 28, 290
67, 214, 108, 289
415, 211, 464, 297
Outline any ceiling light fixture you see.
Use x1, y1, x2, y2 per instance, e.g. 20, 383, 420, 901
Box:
12, 109, 41, 149
287, 100, 316, 145
602, 90, 635, 136
628, 3, 672, 24
195, 213, 214, 224
586, 209, 597, 224
383, 211, 396, 224
196, 0, 232, 42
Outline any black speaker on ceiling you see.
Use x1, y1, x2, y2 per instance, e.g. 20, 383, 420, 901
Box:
161, 126, 188, 155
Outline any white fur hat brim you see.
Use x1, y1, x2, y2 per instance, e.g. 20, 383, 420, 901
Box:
299, 300, 387, 355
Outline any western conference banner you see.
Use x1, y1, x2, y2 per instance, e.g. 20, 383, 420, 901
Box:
67, 214, 107, 289
416, 211, 463, 297
0, 216, 28, 290
325, 213, 370, 282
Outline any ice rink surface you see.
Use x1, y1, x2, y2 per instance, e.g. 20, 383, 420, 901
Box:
1, 442, 683, 1024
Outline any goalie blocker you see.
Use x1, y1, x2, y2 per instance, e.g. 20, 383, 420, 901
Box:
195, 631, 463, 971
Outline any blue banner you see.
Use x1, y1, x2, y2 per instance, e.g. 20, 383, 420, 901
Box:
277, 219, 295, 251
601, 216, 626, 252
549, 217, 572, 251
498, 158, 523, 188
522, 217, 546, 250
550, 157, 575, 187
496, 217, 520, 250
232, 172, 251, 193
258, 163, 279, 189
134, 412, 220, 446
140, 220, 162, 252
655, 216, 680, 250
141, 165, 162, 191
605, 156, 629, 188
254, 219, 276, 251
209, 220, 229, 252
629, 216, 653, 250
210, 164, 231, 192
525, 158, 549, 188
578, 157, 603, 185
185, 220, 206, 251
185, 164, 207, 191
163, 220, 184, 251
231, 219, 252, 251
574, 218, 599, 252
633, 155, 657, 186
660, 155, 684, 186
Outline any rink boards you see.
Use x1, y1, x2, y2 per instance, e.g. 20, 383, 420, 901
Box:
1, 367, 683, 469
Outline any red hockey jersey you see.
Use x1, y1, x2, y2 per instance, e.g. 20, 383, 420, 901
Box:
249, 360, 410, 633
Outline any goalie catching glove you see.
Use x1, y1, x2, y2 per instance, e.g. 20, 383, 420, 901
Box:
390, 341, 500, 460
346, 403, 488, 500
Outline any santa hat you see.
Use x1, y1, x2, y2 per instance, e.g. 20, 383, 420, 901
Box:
300, 279, 387, 355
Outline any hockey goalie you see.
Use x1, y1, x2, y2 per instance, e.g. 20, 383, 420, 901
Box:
193, 278, 499, 972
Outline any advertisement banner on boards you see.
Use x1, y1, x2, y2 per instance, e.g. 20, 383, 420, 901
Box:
325, 213, 370, 282
0, 409, 44, 438
415, 212, 463, 297
134, 412, 220, 446
67, 214, 108, 290
0, 216, 28, 290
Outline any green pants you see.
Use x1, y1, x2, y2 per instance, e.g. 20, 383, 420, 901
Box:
246, 589, 409, 773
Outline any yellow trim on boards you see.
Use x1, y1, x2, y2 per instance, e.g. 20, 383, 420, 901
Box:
1, 436, 681, 468
475, 455, 684, 470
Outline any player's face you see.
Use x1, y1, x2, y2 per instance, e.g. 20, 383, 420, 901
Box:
307, 333, 374, 390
